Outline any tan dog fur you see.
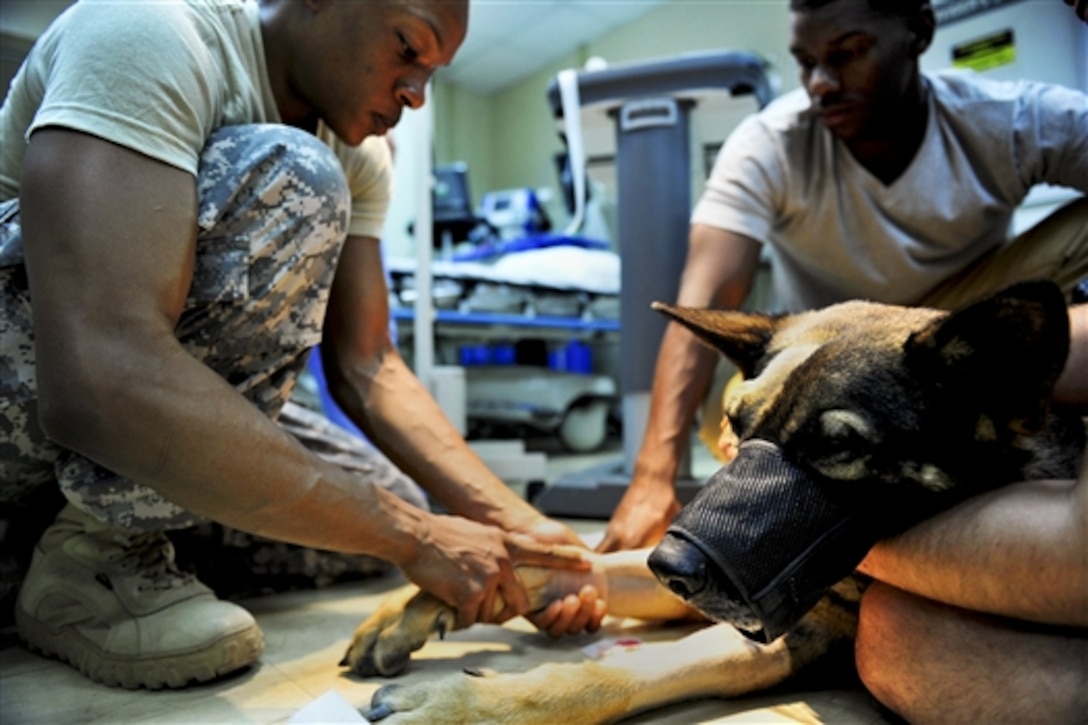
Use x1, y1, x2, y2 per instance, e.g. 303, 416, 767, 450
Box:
342, 281, 1083, 723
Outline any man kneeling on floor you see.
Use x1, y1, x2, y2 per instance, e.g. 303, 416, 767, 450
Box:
0, 0, 603, 690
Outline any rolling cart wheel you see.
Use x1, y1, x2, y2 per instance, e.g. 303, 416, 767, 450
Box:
557, 398, 609, 453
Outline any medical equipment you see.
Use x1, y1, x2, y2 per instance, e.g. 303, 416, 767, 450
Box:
464, 362, 616, 453
386, 244, 621, 452
534, 50, 774, 518
479, 188, 551, 241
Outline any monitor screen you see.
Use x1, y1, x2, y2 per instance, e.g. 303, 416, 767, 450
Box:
429, 162, 483, 246
433, 162, 474, 223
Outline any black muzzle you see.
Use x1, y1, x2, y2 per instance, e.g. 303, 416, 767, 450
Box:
648, 439, 887, 642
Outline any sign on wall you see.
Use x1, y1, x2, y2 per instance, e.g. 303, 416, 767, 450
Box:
951, 29, 1017, 71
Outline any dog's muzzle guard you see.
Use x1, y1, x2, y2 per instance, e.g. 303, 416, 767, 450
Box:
648, 439, 887, 642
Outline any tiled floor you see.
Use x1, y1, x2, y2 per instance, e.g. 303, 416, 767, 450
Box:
0, 443, 891, 724
0, 568, 888, 724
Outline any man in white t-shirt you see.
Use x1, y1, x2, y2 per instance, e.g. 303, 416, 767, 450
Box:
600, 0, 1087, 720
0, 0, 603, 690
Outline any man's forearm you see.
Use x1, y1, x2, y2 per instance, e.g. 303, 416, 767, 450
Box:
341, 350, 541, 530
38, 331, 436, 567
633, 323, 722, 483
858, 474, 1088, 627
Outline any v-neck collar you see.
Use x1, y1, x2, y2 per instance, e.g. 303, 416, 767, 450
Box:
834, 80, 935, 196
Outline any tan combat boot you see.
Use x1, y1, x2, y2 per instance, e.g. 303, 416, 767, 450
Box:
15, 504, 264, 689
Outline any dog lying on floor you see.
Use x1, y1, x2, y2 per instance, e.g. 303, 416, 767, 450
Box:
341, 280, 1085, 724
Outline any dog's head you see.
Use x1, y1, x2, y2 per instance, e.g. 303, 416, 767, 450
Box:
647, 280, 1082, 640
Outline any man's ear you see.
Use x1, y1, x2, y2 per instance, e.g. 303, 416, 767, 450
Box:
903, 280, 1070, 433
908, 3, 936, 55
652, 302, 778, 378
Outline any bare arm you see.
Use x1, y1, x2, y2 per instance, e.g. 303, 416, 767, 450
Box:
20, 129, 579, 629
320, 236, 552, 533
859, 302, 1088, 626
597, 225, 762, 552
858, 473, 1088, 627
319, 233, 597, 629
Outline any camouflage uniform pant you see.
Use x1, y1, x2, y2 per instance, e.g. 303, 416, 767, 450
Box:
0, 124, 424, 532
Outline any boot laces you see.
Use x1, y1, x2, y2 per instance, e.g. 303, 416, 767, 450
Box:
117, 532, 196, 592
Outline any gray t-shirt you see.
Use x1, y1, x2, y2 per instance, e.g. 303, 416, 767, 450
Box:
0, 0, 392, 245
691, 71, 1088, 312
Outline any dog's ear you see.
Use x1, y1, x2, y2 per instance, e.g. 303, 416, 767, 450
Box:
903, 280, 1070, 433
652, 302, 778, 378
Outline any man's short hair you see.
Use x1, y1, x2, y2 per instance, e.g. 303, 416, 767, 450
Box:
789, 0, 929, 19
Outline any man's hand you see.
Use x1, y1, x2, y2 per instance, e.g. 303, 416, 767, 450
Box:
527, 584, 607, 637
507, 514, 608, 636
399, 515, 590, 630
596, 412, 742, 554
595, 474, 681, 553
1063, 0, 1087, 22
508, 514, 586, 549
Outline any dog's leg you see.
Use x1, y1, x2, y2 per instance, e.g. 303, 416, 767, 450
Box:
364, 581, 865, 723
341, 585, 458, 676
521, 548, 697, 622
367, 622, 794, 724
343, 549, 696, 677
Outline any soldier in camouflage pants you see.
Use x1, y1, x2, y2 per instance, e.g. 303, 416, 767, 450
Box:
1, 123, 423, 534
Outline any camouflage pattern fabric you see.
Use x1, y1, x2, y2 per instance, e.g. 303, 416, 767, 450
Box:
276, 399, 427, 511
1, 124, 425, 534
170, 400, 427, 600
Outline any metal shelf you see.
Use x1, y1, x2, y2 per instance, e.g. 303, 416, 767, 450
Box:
391, 307, 620, 333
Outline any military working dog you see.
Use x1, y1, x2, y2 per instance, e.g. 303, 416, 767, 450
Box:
342, 280, 1084, 724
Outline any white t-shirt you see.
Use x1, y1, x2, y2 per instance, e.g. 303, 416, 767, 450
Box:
691, 71, 1088, 312
0, 0, 392, 241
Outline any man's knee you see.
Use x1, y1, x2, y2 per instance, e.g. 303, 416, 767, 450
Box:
195, 123, 350, 239
179, 124, 350, 398
855, 583, 965, 721
856, 581, 1088, 723
855, 581, 925, 719
922, 195, 1088, 309
192, 123, 349, 305
1018, 194, 1088, 298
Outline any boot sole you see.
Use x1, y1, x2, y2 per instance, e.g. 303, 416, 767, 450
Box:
15, 606, 265, 690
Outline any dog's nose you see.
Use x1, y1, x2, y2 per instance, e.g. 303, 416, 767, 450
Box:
648, 533, 709, 600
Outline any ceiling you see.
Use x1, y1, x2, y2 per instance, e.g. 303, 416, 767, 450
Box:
441, 0, 666, 95
0, 0, 667, 97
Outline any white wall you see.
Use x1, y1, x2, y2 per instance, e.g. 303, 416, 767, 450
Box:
922, 1, 1087, 89
921, 2, 1088, 232
382, 106, 430, 260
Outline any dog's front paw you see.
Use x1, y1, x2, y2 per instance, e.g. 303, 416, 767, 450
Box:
340, 586, 456, 677
365, 661, 621, 724
365, 668, 522, 724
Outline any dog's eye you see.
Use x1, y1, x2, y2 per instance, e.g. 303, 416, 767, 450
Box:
819, 410, 876, 444
806, 409, 877, 480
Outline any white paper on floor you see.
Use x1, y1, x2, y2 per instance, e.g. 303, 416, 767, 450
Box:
289, 690, 370, 724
